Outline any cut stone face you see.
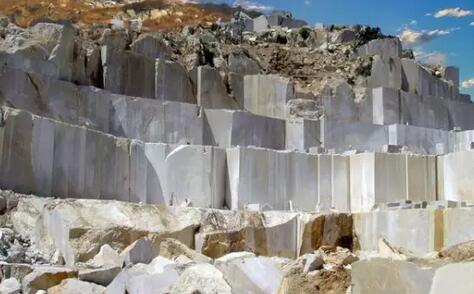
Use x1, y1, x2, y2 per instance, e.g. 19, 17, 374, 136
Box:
357, 38, 402, 58
101, 46, 155, 98
195, 66, 239, 109
368, 55, 402, 90
349, 152, 436, 212
130, 34, 172, 60
155, 59, 195, 103
244, 75, 294, 120
205, 109, 286, 150
401, 59, 458, 100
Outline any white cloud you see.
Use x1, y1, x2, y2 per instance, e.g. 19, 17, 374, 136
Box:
434, 7, 473, 18
399, 28, 458, 46
304, 0, 311, 5
470, 22, 474, 26
462, 78, 474, 89
232, 0, 273, 11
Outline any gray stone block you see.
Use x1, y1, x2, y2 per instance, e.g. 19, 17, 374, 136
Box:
285, 118, 320, 151
51, 122, 86, 199
244, 75, 294, 119
252, 15, 269, 32
401, 59, 457, 100
130, 34, 172, 60
400, 90, 450, 130
388, 124, 453, 154
443, 66, 459, 89
353, 209, 439, 254
195, 66, 239, 109
226, 147, 350, 212
357, 38, 402, 58
101, 46, 155, 98
320, 119, 389, 153
0, 108, 35, 195
165, 145, 226, 208
155, 59, 195, 103
350, 152, 436, 212
205, 109, 286, 150
368, 55, 402, 90
437, 150, 474, 204
372, 87, 400, 125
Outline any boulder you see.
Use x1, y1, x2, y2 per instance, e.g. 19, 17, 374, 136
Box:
86, 245, 124, 268
22, 266, 77, 294
170, 263, 231, 294
10, 198, 200, 266
78, 267, 121, 286
159, 238, 212, 264
215, 253, 283, 294
120, 238, 154, 266
47, 279, 105, 294
107, 256, 179, 294
0, 277, 21, 294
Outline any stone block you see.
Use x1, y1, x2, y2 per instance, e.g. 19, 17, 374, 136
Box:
99, 135, 130, 202
322, 85, 358, 122
443, 208, 474, 249
228, 73, 245, 108
332, 155, 351, 212
401, 59, 457, 100
51, 122, 87, 199
320, 119, 389, 153
228, 53, 260, 75
285, 118, 320, 151
226, 147, 319, 211
215, 254, 282, 294
205, 109, 286, 150
130, 34, 172, 60
350, 153, 436, 213
0, 46, 59, 79
443, 66, 460, 89
0, 108, 35, 195
372, 87, 400, 125
195, 66, 239, 109
252, 15, 269, 32
353, 209, 439, 254
165, 145, 226, 209
351, 258, 436, 294
244, 75, 294, 119
444, 99, 474, 130
101, 46, 155, 98
352, 258, 474, 294
368, 55, 402, 90
226, 147, 350, 212
196, 211, 299, 259
0, 67, 80, 126
400, 90, 450, 130
357, 38, 402, 58
388, 124, 452, 154
155, 59, 195, 103
437, 151, 474, 203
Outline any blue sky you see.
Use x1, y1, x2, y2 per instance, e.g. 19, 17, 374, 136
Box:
205, 0, 474, 97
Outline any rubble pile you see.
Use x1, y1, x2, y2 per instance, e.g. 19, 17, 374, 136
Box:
0, 2, 474, 293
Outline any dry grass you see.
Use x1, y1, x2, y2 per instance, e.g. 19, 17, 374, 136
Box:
0, 0, 228, 31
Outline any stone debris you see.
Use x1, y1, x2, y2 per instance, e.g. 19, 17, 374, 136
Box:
0, 2, 473, 293
0, 277, 21, 294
